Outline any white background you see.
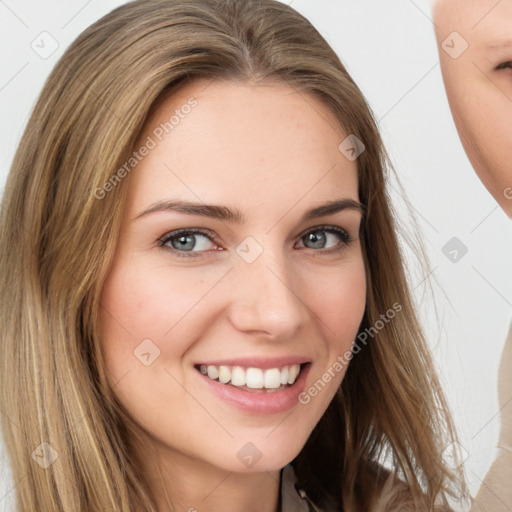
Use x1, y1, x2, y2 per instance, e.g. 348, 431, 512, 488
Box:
0, 0, 511, 509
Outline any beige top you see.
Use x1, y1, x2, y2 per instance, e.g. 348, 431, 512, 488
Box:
470, 320, 512, 511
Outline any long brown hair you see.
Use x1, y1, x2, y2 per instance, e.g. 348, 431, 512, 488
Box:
0, 0, 468, 510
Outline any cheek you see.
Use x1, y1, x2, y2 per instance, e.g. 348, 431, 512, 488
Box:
451, 87, 512, 185
97, 258, 230, 379
306, 257, 366, 351
294, 257, 366, 424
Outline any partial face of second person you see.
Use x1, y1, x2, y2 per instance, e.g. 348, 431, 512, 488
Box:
98, 79, 366, 478
433, 0, 512, 216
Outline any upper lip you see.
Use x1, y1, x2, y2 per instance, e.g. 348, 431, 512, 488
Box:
194, 356, 311, 370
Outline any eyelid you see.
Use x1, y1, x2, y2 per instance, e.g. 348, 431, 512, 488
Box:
495, 61, 512, 70
157, 224, 354, 257
157, 227, 221, 254
295, 224, 351, 245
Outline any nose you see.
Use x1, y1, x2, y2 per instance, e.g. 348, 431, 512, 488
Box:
227, 242, 310, 341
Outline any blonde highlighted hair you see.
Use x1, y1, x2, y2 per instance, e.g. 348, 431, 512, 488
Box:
0, 0, 467, 510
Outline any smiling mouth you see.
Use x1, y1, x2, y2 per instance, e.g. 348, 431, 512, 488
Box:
194, 363, 307, 393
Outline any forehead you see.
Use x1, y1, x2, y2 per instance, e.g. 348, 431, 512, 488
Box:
140, 78, 345, 155
434, 0, 512, 38
125, 79, 359, 218
433, 0, 512, 69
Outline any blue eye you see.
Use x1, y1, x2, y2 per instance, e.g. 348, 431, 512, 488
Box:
297, 226, 351, 251
158, 225, 352, 258
159, 228, 218, 255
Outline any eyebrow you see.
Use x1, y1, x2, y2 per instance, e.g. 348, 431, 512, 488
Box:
134, 198, 365, 224
486, 40, 512, 52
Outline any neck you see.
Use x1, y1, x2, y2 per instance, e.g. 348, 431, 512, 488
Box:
132, 440, 282, 512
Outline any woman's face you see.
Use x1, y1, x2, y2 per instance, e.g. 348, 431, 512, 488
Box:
433, 0, 512, 215
98, 79, 366, 474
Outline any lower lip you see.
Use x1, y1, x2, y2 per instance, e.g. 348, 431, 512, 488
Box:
197, 364, 311, 415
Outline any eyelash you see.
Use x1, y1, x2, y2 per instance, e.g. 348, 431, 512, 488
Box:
157, 225, 352, 258
495, 61, 512, 70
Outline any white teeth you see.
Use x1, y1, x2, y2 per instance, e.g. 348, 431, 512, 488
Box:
207, 366, 219, 380
199, 363, 303, 389
287, 364, 300, 384
231, 366, 246, 387
246, 368, 264, 389
218, 365, 231, 384
264, 368, 282, 389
